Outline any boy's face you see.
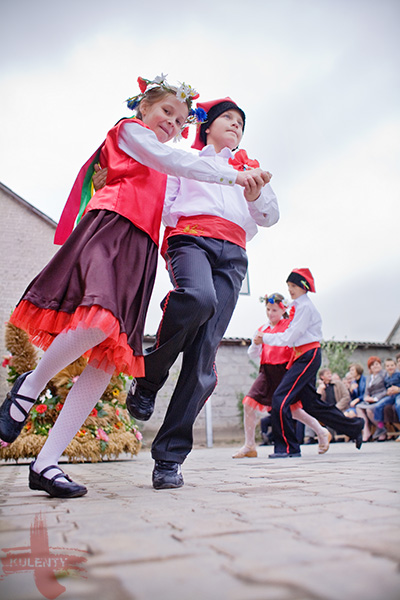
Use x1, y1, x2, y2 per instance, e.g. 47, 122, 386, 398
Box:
320, 369, 332, 384
385, 360, 397, 375
205, 109, 244, 152
287, 282, 307, 300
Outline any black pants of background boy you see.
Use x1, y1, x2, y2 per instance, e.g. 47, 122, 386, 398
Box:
259, 402, 400, 446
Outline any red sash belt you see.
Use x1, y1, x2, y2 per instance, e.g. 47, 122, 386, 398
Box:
286, 341, 321, 369
163, 214, 247, 253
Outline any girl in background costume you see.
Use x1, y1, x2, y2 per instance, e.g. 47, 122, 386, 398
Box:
232, 293, 331, 459
255, 269, 364, 458
0, 75, 259, 497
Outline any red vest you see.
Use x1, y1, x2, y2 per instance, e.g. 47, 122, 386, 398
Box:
86, 118, 167, 246
260, 318, 292, 365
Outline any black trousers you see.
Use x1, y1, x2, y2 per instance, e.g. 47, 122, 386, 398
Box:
137, 235, 248, 464
271, 348, 364, 454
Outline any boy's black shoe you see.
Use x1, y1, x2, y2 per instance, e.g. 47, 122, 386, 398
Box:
152, 460, 184, 490
269, 452, 302, 459
126, 382, 156, 421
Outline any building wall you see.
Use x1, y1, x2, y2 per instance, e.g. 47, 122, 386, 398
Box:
0, 185, 57, 398
1, 183, 399, 446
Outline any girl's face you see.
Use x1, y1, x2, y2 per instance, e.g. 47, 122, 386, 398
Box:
287, 282, 306, 300
266, 303, 285, 325
205, 110, 244, 152
140, 94, 189, 143
369, 360, 382, 374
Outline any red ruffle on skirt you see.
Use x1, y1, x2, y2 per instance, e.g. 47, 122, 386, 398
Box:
243, 395, 271, 413
8, 210, 159, 377
243, 395, 303, 413
10, 301, 144, 377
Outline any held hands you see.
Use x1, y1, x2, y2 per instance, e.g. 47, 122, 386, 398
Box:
92, 164, 108, 191
253, 331, 264, 345
236, 168, 272, 202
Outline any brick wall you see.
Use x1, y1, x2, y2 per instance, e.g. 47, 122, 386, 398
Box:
0, 184, 57, 398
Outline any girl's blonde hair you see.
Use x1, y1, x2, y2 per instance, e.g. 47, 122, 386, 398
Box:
135, 87, 191, 121
262, 292, 290, 319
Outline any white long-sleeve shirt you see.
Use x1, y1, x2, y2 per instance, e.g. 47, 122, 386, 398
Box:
262, 294, 322, 348
162, 146, 279, 241
118, 121, 237, 186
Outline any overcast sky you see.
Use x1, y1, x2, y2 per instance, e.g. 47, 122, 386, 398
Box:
1, 0, 399, 343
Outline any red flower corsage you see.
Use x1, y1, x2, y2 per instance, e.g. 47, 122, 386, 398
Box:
229, 149, 260, 171
137, 77, 148, 93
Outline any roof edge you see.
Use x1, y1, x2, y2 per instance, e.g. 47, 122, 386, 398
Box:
0, 181, 57, 228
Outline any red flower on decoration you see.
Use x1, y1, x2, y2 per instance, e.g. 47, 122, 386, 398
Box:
191, 92, 200, 100
228, 149, 260, 171
90, 408, 98, 417
2, 356, 11, 368
181, 127, 189, 139
55, 403, 63, 411
137, 77, 148, 93
35, 404, 47, 414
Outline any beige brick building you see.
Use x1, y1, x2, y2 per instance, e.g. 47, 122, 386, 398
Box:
0, 182, 57, 397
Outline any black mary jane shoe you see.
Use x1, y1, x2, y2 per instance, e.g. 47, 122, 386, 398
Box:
29, 462, 88, 498
0, 371, 35, 443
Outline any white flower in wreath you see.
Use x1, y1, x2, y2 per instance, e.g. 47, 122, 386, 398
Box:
153, 73, 168, 84
176, 82, 196, 103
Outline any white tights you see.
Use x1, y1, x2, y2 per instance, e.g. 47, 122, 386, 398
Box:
34, 364, 111, 481
11, 327, 112, 480
239, 402, 328, 453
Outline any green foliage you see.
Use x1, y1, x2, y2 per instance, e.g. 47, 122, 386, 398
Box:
321, 339, 358, 378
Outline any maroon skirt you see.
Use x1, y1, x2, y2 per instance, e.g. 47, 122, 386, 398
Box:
10, 210, 158, 376
245, 363, 288, 409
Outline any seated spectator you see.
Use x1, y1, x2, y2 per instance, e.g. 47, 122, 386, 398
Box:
305, 368, 351, 443
317, 368, 351, 412
344, 363, 366, 417
355, 356, 387, 441
368, 357, 400, 440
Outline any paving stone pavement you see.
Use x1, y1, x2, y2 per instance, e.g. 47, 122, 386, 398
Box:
0, 440, 399, 600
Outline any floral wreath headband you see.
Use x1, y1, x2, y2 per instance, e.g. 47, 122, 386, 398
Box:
126, 74, 208, 141
259, 293, 289, 311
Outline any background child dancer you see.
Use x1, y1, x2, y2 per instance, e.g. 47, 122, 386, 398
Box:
233, 293, 331, 459
0, 76, 262, 498
254, 268, 364, 458
127, 97, 279, 489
